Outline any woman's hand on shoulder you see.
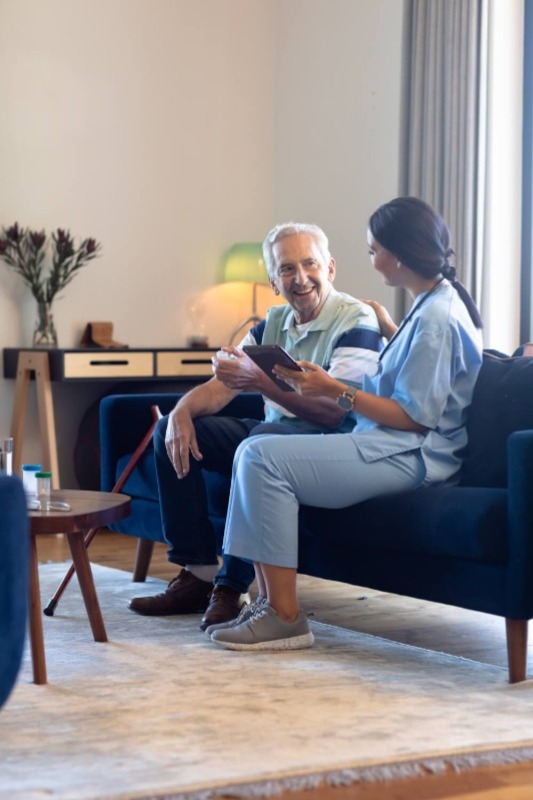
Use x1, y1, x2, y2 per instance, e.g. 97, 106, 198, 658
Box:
361, 299, 398, 340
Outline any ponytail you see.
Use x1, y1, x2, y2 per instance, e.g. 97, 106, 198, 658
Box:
442, 261, 482, 329
448, 278, 483, 329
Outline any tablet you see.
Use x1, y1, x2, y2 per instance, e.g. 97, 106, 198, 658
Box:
242, 344, 303, 392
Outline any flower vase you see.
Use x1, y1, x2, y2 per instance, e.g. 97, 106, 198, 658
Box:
33, 301, 58, 347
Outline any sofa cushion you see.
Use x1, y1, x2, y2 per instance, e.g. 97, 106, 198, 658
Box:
300, 485, 508, 564
460, 353, 533, 488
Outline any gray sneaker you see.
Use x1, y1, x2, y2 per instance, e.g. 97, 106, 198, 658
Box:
210, 603, 314, 651
205, 596, 267, 636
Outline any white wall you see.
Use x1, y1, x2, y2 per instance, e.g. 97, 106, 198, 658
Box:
0, 0, 403, 482
274, 0, 403, 304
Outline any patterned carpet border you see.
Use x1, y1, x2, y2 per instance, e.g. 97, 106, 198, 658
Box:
136, 744, 533, 800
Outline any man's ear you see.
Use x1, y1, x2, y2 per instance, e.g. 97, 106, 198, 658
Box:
328, 258, 336, 282
269, 278, 280, 295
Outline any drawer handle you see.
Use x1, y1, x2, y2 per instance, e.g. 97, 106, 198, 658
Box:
181, 359, 212, 365
89, 360, 130, 366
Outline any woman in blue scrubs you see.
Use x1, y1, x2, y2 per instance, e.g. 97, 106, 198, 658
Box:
210, 197, 483, 652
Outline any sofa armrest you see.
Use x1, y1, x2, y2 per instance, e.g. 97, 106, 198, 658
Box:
506, 430, 533, 615
99, 391, 265, 492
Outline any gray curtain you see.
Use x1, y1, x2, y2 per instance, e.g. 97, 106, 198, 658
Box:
398, 0, 486, 318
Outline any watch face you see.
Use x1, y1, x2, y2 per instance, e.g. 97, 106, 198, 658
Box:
336, 393, 353, 411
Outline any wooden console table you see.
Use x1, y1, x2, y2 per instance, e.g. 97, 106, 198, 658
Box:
3, 347, 217, 485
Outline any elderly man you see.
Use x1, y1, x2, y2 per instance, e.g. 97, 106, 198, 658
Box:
129, 221, 382, 628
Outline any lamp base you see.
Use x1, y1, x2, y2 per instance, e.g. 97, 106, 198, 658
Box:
186, 334, 210, 348
228, 314, 263, 346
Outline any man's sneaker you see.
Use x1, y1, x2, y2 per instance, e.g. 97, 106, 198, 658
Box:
205, 596, 267, 636
199, 585, 249, 631
210, 603, 314, 651
128, 569, 212, 616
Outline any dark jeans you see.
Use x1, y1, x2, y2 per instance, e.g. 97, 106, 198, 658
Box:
153, 415, 303, 594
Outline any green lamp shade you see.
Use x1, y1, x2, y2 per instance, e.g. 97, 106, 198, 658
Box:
221, 243, 266, 284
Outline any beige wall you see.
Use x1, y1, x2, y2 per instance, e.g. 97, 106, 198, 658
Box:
0, 0, 403, 482
273, 0, 402, 302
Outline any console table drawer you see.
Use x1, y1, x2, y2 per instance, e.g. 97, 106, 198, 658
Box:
63, 352, 154, 378
156, 350, 214, 377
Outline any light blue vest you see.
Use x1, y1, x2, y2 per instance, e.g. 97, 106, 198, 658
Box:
258, 288, 380, 432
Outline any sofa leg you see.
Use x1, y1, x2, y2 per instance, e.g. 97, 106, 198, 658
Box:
505, 618, 528, 683
132, 539, 154, 582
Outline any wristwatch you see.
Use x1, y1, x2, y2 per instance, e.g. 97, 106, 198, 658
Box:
336, 388, 358, 411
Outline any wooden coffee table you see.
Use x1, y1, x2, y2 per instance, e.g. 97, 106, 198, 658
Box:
28, 489, 131, 684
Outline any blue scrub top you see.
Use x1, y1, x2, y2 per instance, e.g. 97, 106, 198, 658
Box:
353, 280, 483, 484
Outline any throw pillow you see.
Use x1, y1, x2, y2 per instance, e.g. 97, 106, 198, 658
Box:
460, 351, 533, 488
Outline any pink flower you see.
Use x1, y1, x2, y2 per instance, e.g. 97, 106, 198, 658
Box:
30, 231, 46, 249
6, 223, 21, 242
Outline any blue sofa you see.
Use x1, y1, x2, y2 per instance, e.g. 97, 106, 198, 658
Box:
0, 475, 29, 708
100, 351, 533, 682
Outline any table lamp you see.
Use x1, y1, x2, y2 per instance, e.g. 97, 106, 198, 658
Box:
222, 242, 268, 344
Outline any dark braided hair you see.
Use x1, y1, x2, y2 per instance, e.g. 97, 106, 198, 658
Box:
369, 197, 482, 328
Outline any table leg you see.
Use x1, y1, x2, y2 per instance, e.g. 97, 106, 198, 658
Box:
66, 533, 108, 642
28, 536, 47, 685
11, 351, 60, 486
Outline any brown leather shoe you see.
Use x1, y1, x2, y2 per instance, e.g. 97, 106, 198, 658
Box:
200, 585, 249, 631
128, 569, 213, 616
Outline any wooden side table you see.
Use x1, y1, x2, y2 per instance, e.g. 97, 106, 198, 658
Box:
28, 489, 131, 685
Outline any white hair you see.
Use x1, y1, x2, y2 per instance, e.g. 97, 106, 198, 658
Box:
262, 222, 331, 276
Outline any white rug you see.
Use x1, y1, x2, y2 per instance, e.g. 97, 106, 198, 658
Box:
1, 564, 533, 800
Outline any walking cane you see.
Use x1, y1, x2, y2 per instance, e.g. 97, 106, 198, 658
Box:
43, 404, 163, 616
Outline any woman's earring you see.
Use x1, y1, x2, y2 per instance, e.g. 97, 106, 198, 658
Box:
397, 261, 402, 270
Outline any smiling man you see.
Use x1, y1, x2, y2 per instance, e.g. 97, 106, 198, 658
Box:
128, 222, 383, 629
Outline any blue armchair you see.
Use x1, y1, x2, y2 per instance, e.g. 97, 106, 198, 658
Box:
100, 392, 265, 580
0, 475, 29, 708
100, 351, 533, 682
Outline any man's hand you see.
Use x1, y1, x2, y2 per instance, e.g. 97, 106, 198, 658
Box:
212, 346, 270, 392
273, 361, 341, 399
165, 406, 203, 479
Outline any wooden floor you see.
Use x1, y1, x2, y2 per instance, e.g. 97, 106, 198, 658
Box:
37, 531, 533, 800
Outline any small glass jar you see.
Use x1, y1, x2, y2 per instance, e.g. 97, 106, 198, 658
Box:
22, 464, 42, 503
0, 437, 14, 476
35, 471, 52, 511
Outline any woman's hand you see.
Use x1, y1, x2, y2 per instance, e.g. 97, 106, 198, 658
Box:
275, 358, 426, 432
361, 299, 398, 340
272, 361, 342, 399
